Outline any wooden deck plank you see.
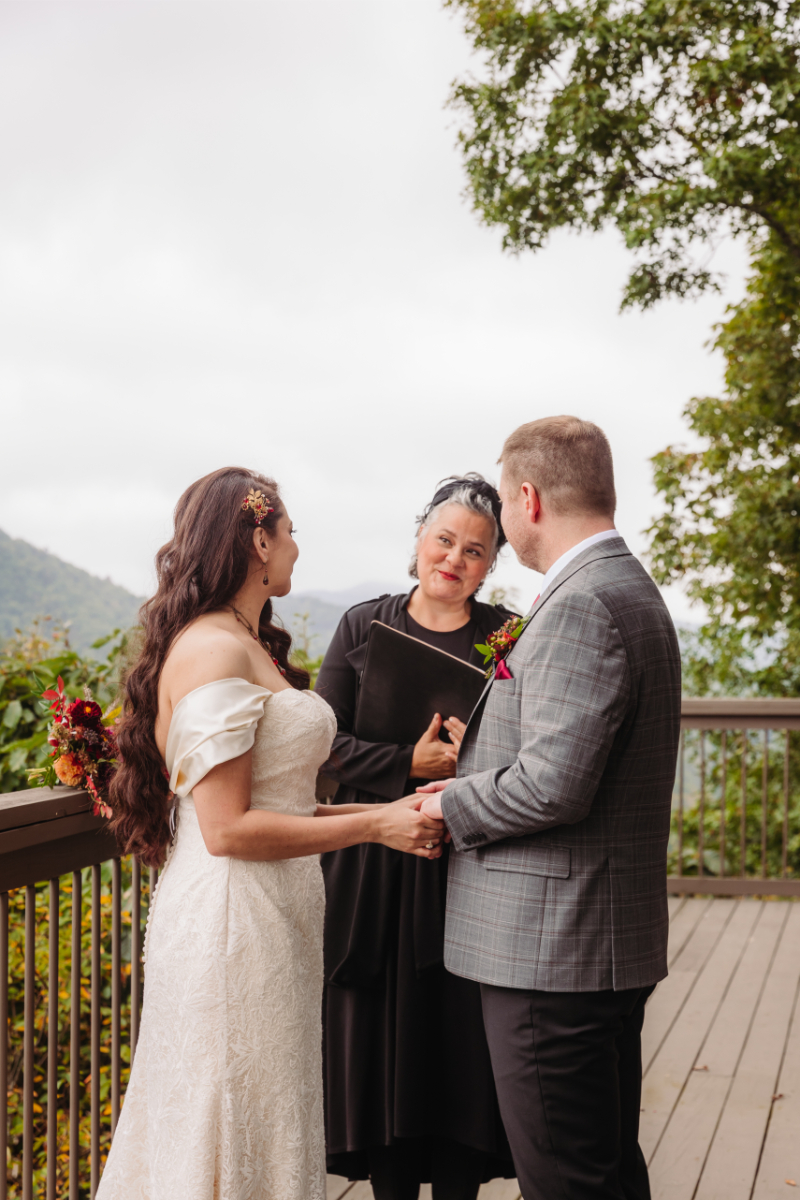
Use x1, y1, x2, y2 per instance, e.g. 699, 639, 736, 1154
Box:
640, 899, 760, 1161
666, 898, 713, 968
668, 896, 684, 922
696, 902, 800, 1200
477, 1181, 522, 1199
328, 1176, 521, 1198
750, 904, 800, 1200
338, 1183, 372, 1200
642, 898, 730, 1076
649, 902, 784, 1200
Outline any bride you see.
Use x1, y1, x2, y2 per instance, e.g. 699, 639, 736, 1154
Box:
97, 467, 445, 1200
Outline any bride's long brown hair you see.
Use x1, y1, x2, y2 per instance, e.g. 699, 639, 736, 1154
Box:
110, 467, 309, 867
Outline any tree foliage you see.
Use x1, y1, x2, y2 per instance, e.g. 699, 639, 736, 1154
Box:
447, 0, 800, 307
449, 0, 800, 693
648, 225, 800, 694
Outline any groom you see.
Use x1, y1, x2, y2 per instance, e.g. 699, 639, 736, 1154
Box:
418, 416, 681, 1200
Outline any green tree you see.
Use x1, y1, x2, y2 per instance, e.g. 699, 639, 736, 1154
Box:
448, 0, 800, 691
648, 227, 800, 695
447, 0, 800, 308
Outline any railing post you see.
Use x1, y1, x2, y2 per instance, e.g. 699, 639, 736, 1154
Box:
678, 730, 685, 876
740, 731, 748, 878
22, 885, 35, 1200
131, 857, 141, 1056
90, 865, 101, 1198
69, 870, 81, 1200
47, 878, 59, 1200
699, 731, 705, 877
783, 731, 790, 878
111, 858, 121, 1133
0, 892, 7, 1200
720, 730, 727, 878
761, 730, 769, 880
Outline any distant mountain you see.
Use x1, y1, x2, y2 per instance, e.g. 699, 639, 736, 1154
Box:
304, 581, 407, 608
271, 594, 347, 655
0, 526, 395, 659
0, 528, 144, 653
273, 582, 407, 655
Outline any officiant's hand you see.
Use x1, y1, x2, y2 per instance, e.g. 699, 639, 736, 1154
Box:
443, 716, 466, 753
409, 713, 458, 780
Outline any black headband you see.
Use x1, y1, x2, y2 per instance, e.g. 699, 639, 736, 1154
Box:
422, 475, 507, 550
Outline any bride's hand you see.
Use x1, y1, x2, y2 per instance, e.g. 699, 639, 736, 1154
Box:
371, 796, 445, 858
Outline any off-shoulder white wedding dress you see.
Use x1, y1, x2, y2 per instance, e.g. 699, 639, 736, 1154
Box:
97, 678, 337, 1200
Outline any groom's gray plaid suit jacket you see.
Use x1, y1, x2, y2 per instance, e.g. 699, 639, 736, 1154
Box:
440, 536, 681, 993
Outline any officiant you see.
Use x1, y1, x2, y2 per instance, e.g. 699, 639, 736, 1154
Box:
316, 475, 516, 1200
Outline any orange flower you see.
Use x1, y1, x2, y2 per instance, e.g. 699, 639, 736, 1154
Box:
54, 753, 84, 788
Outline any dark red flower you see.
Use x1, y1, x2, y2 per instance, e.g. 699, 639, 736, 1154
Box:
66, 698, 103, 729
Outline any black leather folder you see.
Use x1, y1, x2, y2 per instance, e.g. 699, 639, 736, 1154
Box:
353, 620, 487, 746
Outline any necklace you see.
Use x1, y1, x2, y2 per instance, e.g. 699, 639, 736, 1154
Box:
227, 606, 287, 676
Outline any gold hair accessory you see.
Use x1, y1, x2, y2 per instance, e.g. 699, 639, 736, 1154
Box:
242, 488, 274, 526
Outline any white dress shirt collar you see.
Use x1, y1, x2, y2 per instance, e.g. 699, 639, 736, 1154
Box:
538, 529, 620, 603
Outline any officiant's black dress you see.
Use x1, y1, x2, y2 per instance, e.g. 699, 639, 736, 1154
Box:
316, 590, 516, 1188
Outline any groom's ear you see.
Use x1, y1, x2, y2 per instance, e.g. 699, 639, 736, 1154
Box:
520, 482, 542, 523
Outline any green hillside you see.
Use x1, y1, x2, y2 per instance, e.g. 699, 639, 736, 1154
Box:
0, 529, 144, 653
0, 527, 350, 657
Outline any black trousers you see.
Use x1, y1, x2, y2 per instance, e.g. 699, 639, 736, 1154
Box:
480, 983, 654, 1200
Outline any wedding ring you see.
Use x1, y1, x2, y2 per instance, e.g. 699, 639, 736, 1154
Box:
425, 841, 435, 850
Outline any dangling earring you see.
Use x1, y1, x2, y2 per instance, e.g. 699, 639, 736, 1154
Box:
262, 565, 269, 585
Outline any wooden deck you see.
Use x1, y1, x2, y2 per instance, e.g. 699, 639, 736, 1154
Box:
327, 897, 800, 1200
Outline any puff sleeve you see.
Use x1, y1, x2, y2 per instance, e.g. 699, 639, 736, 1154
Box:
165, 678, 271, 797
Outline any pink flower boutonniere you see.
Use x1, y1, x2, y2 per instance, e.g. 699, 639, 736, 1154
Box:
475, 614, 532, 679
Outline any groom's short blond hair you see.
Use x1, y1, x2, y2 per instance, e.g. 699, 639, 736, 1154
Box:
499, 416, 616, 518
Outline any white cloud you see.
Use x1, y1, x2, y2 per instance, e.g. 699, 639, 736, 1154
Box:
0, 0, 748, 628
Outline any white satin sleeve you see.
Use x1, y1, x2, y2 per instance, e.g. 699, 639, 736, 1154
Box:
165, 678, 272, 797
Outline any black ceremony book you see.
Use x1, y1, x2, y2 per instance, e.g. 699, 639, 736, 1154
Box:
353, 620, 487, 746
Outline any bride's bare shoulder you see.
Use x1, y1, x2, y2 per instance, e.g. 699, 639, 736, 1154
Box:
162, 618, 253, 704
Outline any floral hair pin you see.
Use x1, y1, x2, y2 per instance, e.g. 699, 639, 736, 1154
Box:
242, 488, 274, 526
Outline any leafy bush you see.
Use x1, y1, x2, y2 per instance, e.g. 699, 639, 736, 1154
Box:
0, 620, 129, 796
669, 730, 800, 879
6, 865, 142, 1197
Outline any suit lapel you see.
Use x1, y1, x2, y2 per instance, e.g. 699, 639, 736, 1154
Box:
459, 536, 632, 746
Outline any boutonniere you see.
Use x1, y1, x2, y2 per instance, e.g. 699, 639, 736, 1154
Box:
475, 614, 533, 679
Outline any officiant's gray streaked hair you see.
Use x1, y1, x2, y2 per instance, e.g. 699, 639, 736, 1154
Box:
499, 415, 616, 519
408, 472, 505, 582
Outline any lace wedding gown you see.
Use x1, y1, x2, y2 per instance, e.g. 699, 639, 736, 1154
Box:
96, 678, 337, 1200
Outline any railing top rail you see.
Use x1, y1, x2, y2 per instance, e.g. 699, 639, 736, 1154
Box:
681, 697, 800, 729
0, 785, 90, 833
681, 698, 800, 715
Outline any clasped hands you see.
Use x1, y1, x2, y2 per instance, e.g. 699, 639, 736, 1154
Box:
396, 711, 463, 854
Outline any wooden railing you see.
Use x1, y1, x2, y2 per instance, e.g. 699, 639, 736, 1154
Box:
671, 699, 800, 896
0, 788, 154, 1199
0, 698, 798, 1194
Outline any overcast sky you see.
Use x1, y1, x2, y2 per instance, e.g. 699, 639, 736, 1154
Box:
0, 1, 748, 622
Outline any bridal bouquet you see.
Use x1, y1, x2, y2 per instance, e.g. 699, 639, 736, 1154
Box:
28, 676, 118, 818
